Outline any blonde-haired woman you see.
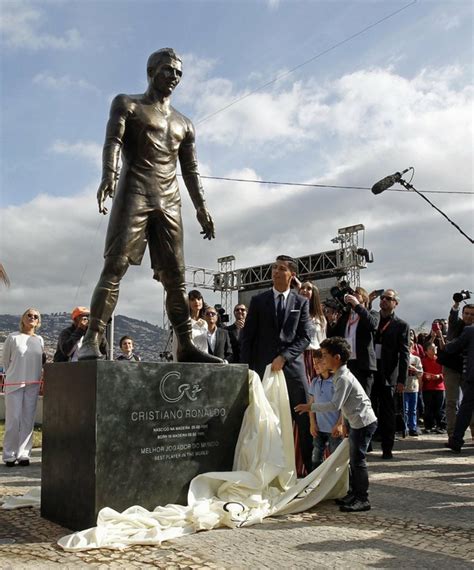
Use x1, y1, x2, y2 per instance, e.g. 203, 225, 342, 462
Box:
299, 282, 326, 383
2, 308, 45, 467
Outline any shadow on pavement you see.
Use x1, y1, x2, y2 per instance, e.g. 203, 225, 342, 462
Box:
294, 537, 471, 569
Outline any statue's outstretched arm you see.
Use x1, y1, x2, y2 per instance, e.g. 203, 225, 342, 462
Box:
97, 95, 129, 215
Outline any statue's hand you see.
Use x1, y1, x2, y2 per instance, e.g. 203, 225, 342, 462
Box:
196, 207, 215, 240
97, 179, 115, 215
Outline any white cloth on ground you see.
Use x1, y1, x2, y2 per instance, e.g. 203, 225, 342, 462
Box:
1, 487, 41, 509
2, 366, 349, 551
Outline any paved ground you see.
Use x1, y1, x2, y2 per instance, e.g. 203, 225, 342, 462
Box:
0, 433, 473, 569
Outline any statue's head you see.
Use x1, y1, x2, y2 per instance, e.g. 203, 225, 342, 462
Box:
146, 48, 183, 96
147, 48, 182, 77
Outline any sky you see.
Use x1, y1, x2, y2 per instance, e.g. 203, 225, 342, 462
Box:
1, 0, 473, 330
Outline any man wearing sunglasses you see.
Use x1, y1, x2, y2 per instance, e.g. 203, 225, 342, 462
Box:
204, 308, 233, 362
226, 304, 247, 363
371, 289, 410, 459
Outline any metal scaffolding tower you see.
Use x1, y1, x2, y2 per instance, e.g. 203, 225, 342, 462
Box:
215, 255, 236, 315
233, 225, 368, 292
331, 224, 367, 288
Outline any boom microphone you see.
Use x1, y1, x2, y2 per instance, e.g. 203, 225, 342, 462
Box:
371, 168, 411, 195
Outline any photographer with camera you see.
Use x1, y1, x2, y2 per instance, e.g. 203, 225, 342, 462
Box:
443, 321, 474, 453
449, 292, 473, 338
424, 319, 447, 351
437, 291, 474, 441
328, 286, 379, 396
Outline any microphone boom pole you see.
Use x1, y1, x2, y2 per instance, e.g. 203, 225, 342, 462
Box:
398, 177, 473, 244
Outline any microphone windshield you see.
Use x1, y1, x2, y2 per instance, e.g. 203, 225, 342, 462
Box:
371, 173, 400, 195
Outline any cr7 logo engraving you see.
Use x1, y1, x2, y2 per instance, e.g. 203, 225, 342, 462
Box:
159, 371, 202, 403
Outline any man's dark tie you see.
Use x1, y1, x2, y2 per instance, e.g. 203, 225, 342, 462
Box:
277, 293, 285, 330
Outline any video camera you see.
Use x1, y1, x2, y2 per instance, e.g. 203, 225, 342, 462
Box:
453, 290, 471, 303
214, 304, 230, 324
330, 280, 355, 312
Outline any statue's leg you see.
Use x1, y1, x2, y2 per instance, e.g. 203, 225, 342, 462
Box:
154, 266, 223, 364
79, 255, 129, 360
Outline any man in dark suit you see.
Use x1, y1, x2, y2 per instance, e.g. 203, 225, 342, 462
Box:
372, 289, 410, 459
226, 303, 247, 363
240, 255, 312, 472
204, 307, 233, 362
443, 324, 474, 453
329, 287, 379, 396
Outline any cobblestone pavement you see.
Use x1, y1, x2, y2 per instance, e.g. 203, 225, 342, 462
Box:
0, 434, 473, 568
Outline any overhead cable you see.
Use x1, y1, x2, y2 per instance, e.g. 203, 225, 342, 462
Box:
196, 0, 418, 125
196, 175, 472, 196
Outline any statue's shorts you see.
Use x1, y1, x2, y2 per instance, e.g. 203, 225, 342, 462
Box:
103, 190, 184, 273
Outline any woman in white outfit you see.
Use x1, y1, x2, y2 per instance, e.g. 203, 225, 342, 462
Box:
188, 290, 209, 354
2, 308, 45, 467
299, 282, 326, 384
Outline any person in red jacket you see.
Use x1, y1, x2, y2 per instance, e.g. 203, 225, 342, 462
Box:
421, 343, 446, 433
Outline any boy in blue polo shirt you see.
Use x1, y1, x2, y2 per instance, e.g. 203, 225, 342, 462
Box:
308, 349, 344, 469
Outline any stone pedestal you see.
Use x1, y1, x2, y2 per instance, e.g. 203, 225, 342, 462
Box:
41, 361, 249, 531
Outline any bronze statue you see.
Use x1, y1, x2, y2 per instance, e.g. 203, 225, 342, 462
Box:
79, 48, 222, 363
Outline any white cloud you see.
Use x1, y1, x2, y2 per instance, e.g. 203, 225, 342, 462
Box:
436, 13, 461, 31
33, 72, 100, 93
175, 53, 218, 104
0, 2, 82, 50
50, 140, 102, 169
266, 0, 281, 10
189, 64, 473, 161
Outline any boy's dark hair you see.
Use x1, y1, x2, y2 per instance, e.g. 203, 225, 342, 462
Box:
119, 335, 133, 348
320, 337, 351, 364
312, 348, 323, 360
276, 255, 298, 273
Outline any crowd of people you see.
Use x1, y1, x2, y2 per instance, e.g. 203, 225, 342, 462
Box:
238, 257, 473, 511
2, 262, 473, 515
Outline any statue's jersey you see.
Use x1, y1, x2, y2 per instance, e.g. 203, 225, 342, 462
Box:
104, 93, 200, 212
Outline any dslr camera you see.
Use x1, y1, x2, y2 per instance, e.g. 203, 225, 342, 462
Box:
330, 280, 355, 312
453, 290, 471, 303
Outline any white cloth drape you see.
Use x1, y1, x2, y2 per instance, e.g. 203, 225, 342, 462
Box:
2, 366, 349, 551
